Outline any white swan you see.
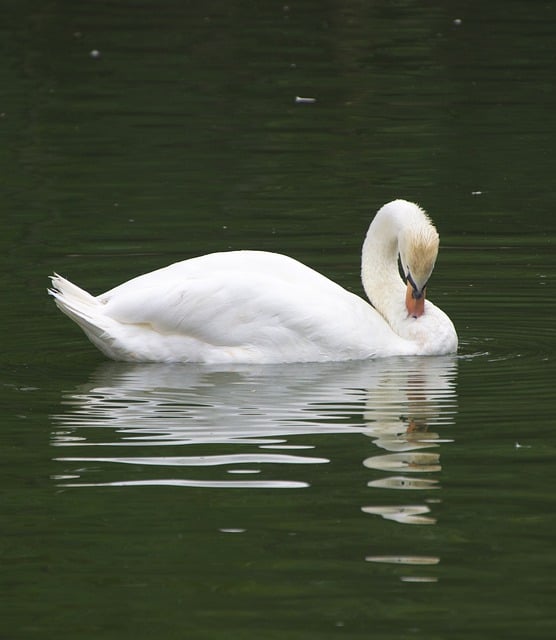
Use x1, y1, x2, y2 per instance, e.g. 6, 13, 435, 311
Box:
49, 199, 457, 364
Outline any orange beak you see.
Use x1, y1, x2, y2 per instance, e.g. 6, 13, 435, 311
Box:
406, 281, 426, 318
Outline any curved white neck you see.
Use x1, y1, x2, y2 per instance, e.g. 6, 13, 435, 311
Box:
361, 200, 424, 321
359, 200, 457, 356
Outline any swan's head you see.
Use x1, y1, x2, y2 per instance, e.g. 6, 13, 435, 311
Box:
399, 218, 439, 318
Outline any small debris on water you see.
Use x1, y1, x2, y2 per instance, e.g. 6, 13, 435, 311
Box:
295, 96, 316, 104
89, 49, 101, 59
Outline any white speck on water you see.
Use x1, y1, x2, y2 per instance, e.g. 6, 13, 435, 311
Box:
453, 18, 462, 26
89, 49, 101, 59
401, 575, 439, 583
295, 96, 316, 104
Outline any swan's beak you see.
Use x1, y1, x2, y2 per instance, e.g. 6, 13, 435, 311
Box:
406, 281, 426, 318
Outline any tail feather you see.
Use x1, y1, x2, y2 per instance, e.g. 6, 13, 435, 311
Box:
48, 273, 109, 340
49, 274, 157, 361
49, 273, 96, 305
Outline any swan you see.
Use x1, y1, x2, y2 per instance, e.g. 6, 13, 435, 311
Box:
48, 199, 457, 364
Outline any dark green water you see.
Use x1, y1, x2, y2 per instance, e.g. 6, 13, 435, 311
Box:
2, 1, 555, 638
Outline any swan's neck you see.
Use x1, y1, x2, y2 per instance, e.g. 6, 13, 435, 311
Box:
361, 200, 431, 327
359, 200, 457, 356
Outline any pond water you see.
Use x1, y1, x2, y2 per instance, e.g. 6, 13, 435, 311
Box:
2, 1, 556, 639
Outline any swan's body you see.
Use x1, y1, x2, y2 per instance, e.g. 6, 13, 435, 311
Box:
49, 200, 457, 363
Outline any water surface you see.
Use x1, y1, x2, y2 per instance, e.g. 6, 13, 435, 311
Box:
1, 2, 555, 639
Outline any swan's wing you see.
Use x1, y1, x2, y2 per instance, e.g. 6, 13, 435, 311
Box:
93, 250, 413, 361
102, 272, 347, 345
97, 251, 380, 351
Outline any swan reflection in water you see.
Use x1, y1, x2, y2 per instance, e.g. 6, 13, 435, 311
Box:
52, 356, 457, 525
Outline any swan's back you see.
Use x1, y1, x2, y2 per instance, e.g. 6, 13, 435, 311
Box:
102, 251, 346, 301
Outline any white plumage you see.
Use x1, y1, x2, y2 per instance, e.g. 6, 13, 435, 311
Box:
49, 200, 458, 363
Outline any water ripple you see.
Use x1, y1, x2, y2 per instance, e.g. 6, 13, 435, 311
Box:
56, 453, 329, 467
61, 478, 309, 489
51, 357, 458, 494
